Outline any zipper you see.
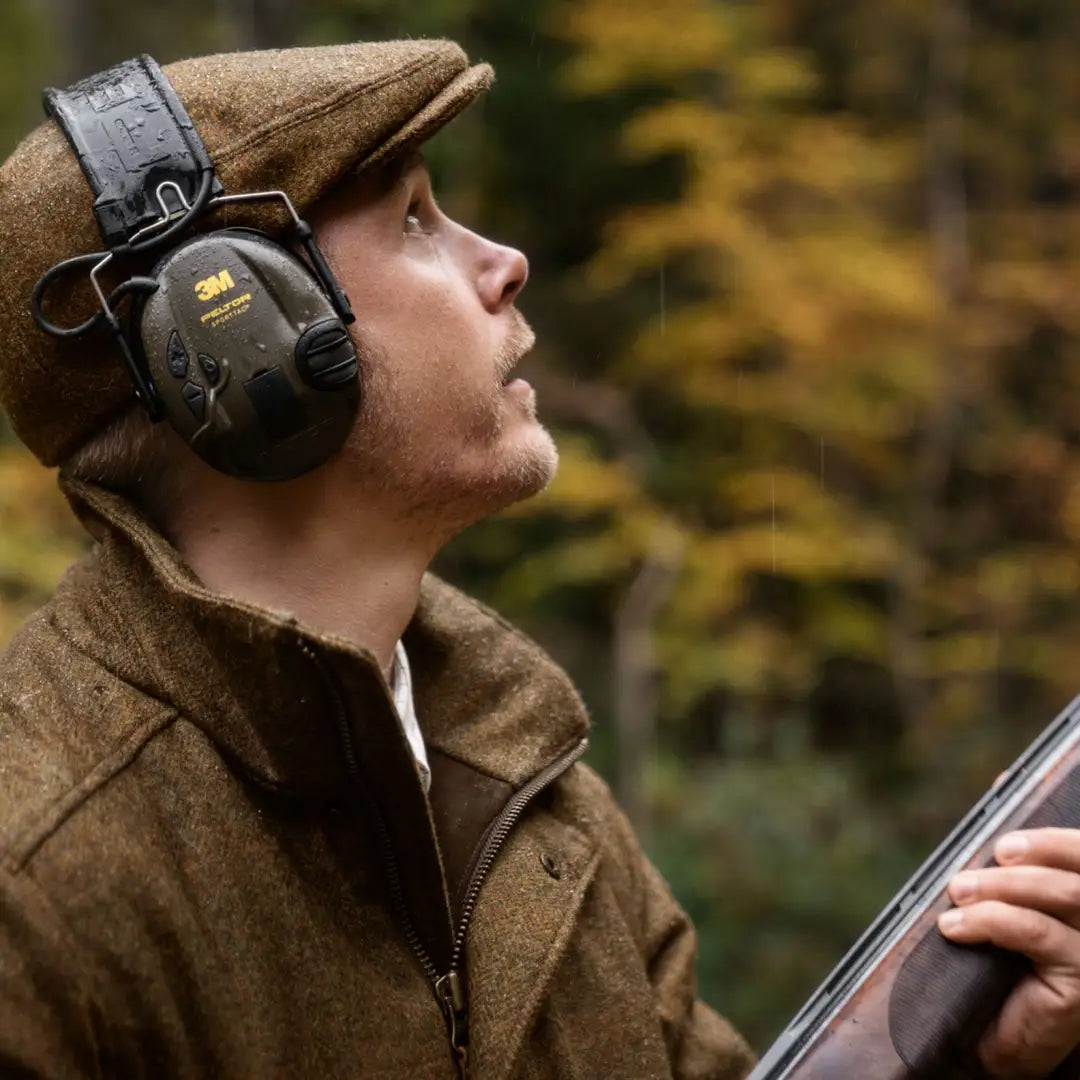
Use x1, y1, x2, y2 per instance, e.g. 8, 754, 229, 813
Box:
434, 969, 469, 1079
302, 640, 588, 1079
434, 735, 589, 1078
449, 736, 589, 973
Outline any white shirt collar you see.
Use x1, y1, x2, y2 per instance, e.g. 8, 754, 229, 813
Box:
391, 640, 431, 793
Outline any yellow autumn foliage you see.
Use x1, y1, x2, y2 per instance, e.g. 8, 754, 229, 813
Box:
0, 446, 86, 646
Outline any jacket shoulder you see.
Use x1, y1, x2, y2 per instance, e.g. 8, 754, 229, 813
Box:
548, 760, 697, 956
551, 761, 643, 874
0, 594, 174, 871
549, 761, 758, 1078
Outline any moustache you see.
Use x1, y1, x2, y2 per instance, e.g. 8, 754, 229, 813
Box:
495, 312, 536, 384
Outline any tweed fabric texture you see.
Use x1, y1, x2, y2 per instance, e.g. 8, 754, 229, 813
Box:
0, 480, 756, 1079
0, 41, 493, 466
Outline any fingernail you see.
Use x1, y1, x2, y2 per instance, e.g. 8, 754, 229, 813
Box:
950, 871, 978, 902
939, 909, 964, 934
996, 833, 1029, 863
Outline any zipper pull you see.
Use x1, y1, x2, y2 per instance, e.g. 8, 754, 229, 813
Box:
435, 969, 469, 1079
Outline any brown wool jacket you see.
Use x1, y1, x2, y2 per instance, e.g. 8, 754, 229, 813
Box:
0, 480, 756, 1080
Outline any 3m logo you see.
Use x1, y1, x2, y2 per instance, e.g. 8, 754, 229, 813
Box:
194, 270, 235, 302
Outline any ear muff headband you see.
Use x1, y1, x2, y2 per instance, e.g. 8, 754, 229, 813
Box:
31, 54, 361, 482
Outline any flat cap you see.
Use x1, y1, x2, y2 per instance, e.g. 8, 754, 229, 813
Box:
0, 40, 493, 466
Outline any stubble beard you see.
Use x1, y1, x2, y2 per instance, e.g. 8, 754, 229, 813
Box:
341, 318, 558, 539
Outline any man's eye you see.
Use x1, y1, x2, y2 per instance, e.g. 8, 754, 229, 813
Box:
404, 202, 425, 233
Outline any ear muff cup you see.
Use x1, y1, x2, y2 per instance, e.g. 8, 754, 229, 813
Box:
137, 230, 360, 481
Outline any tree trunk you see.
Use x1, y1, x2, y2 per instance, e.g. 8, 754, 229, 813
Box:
614, 533, 684, 839
46, 0, 107, 81
890, 0, 970, 743
216, 0, 300, 50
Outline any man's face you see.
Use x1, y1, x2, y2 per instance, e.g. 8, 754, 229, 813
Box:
309, 153, 557, 534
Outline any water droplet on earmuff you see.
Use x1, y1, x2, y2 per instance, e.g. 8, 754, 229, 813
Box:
256, 342, 267, 352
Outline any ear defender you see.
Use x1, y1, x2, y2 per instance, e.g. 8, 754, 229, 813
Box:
139, 230, 360, 481
30, 54, 362, 483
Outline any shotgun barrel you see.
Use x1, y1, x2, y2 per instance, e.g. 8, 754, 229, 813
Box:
747, 693, 1080, 1080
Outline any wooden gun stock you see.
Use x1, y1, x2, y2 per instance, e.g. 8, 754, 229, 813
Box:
747, 694, 1080, 1080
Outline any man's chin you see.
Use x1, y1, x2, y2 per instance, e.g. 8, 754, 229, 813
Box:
490, 424, 559, 507
361, 423, 559, 537
523, 423, 559, 486
464, 424, 559, 520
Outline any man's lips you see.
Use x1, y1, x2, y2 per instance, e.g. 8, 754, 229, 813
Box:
498, 348, 532, 386
503, 376, 532, 396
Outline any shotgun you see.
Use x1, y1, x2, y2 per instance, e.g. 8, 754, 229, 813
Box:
746, 692, 1080, 1080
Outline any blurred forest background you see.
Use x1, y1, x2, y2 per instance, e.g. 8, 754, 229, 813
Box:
3, 0, 1080, 1051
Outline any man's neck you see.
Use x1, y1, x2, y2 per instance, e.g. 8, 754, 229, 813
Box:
169, 476, 437, 679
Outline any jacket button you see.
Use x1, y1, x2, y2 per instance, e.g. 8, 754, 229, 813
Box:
540, 852, 561, 880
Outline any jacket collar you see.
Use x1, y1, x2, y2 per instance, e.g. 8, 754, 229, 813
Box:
57, 478, 590, 801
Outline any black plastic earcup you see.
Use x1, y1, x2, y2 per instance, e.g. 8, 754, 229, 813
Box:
137, 230, 360, 481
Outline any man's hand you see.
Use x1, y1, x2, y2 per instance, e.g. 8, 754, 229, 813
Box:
940, 827, 1080, 1079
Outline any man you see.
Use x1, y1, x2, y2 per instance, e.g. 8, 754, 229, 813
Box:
0, 38, 1079, 1080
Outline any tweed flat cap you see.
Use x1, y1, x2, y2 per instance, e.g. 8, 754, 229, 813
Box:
0, 40, 493, 466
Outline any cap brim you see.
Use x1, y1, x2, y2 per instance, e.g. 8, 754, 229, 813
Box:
358, 62, 494, 172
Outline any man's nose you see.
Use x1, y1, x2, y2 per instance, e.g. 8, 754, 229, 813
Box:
475, 235, 529, 313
